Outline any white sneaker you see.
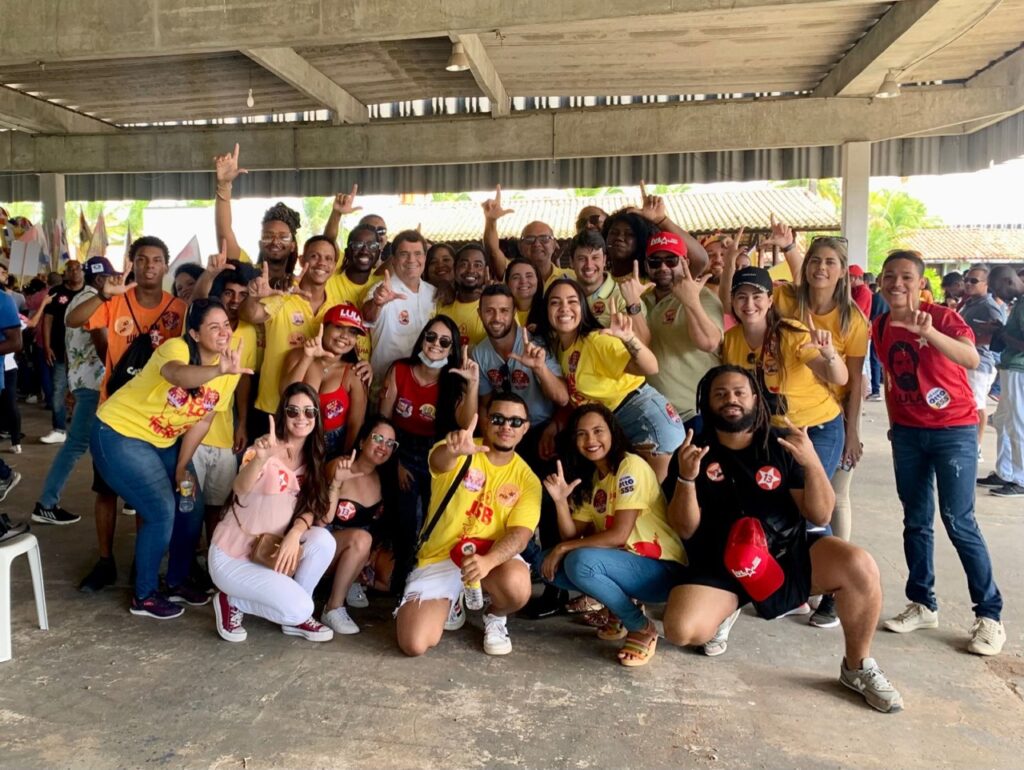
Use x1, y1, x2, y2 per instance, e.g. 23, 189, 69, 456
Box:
773, 602, 811, 620
967, 617, 1005, 656
322, 606, 360, 635
11, 444, 21, 454
26, 395, 38, 405
704, 609, 741, 657
40, 430, 66, 445
840, 657, 904, 713
883, 602, 938, 633
346, 582, 369, 609
483, 613, 512, 655
444, 593, 466, 631
281, 617, 334, 642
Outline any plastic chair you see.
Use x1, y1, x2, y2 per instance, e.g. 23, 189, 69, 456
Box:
1, 533, 49, 663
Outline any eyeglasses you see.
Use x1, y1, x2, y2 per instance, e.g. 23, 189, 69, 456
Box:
646, 256, 681, 269
284, 405, 319, 419
350, 240, 381, 253
370, 432, 399, 450
489, 413, 527, 428
423, 331, 454, 348
260, 233, 294, 245
373, 227, 387, 237
520, 235, 555, 246
964, 277, 984, 285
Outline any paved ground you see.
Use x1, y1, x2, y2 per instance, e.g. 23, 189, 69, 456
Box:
1, 400, 1023, 769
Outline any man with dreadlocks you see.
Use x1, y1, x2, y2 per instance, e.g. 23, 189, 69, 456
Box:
659, 365, 903, 714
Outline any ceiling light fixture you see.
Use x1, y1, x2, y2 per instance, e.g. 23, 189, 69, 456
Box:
875, 70, 901, 99
446, 42, 470, 72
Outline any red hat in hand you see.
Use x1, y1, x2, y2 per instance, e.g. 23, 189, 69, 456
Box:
724, 517, 784, 601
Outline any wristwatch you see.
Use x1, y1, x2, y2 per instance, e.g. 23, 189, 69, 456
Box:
625, 302, 642, 316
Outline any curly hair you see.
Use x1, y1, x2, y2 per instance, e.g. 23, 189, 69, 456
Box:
262, 202, 301, 235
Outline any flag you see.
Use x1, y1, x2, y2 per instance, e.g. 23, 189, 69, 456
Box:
77, 208, 92, 260
169, 235, 201, 272
51, 219, 70, 264
87, 211, 109, 258
0, 207, 12, 257
20, 225, 51, 272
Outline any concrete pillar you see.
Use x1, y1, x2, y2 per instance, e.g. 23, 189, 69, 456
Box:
840, 142, 871, 269
39, 173, 66, 268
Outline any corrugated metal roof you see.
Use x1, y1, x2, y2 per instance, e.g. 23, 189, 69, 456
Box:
902, 226, 1024, 264
358, 188, 838, 243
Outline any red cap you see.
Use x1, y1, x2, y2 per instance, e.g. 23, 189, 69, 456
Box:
723, 517, 784, 601
848, 264, 865, 278
322, 303, 366, 334
646, 231, 688, 260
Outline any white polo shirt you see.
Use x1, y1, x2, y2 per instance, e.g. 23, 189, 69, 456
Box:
366, 274, 436, 380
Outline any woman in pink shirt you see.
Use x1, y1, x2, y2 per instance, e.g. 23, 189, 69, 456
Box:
209, 382, 356, 643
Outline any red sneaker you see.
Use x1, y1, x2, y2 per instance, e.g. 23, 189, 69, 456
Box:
282, 617, 334, 642
213, 592, 247, 642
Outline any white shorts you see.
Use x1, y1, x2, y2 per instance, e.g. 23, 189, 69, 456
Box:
193, 444, 238, 506
398, 554, 527, 611
966, 367, 998, 411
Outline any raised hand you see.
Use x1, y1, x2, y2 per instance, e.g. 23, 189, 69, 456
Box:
206, 240, 229, 275
676, 429, 710, 481
481, 184, 515, 221
214, 143, 248, 184
99, 268, 137, 300
721, 226, 745, 266
445, 414, 489, 458
330, 449, 365, 487
248, 262, 280, 299
543, 460, 582, 504
890, 304, 934, 337
776, 418, 818, 468
332, 184, 362, 216
372, 270, 407, 307
670, 255, 710, 305
303, 326, 329, 360
218, 339, 255, 376
761, 213, 794, 250
253, 417, 292, 461
618, 259, 648, 306
450, 345, 480, 385
800, 315, 837, 360
508, 328, 547, 372
601, 311, 634, 341
627, 179, 667, 224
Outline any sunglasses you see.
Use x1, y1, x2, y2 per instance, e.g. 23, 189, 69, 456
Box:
423, 331, 454, 348
489, 413, 528, 428
964, 277, 984, 285
351, 240, 381, 253
808, 236, 849, 248
260, 233, 294, 245
370, 432, 399, 450
646, 256, 681, 269
284, 405, 319, 419
373, 227, 387, 237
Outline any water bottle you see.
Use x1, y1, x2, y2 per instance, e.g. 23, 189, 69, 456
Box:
179, 478, 195, 513
461, 542, 484, 611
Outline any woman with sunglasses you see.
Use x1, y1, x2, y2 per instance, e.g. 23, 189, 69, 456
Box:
541, 404, 686, 666
209, 382, 342, 643
281, 303, 368, 460
504, 257, 542, 328
534, 278, 685, 481
90, 299, 253, 620
379, 315, 479, 592
320, 416, 399, 635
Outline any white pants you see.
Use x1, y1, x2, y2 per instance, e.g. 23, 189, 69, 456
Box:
209, 527, 336, 626
993, 369, 1024, 486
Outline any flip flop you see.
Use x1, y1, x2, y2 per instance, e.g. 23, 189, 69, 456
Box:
618, 628, 658, 667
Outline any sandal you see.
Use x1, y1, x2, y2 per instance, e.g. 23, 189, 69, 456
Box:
566, 595, 604, 615
581, 608, 610, 628
596, 616, 628, 641
617, 624, 658, 667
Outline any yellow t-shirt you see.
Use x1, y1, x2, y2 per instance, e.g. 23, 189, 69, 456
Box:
204, 323, 259, 450
515, 308, 531, 328
543, 265, 576, 291
768, 262, 793, 282
586, 274, 624, 327
559, 333, 644, 410
326, 272, 372, 362
722, 323, 841, 428
436, 299, 486, 349
256, 285, 347, 414
571, 453, 686, 564
417, 441, 541, 568
772, 286, 869, 403
97, 338, 240, 448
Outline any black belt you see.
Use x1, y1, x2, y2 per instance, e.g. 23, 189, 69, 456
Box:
614, 387, 643, 413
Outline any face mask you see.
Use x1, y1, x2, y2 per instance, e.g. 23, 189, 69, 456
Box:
418, 351, 449, 369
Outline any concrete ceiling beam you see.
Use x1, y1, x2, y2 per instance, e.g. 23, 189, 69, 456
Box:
449, 33, 510, 117
0, 85, 117, 134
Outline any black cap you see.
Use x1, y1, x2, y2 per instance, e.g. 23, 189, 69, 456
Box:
731, 266, 773, 293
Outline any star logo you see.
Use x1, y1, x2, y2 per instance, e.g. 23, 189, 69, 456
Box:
916, 336, 930, 348
755, 465, 782, 491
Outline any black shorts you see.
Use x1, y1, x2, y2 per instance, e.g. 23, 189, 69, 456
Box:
91, 461, 117, 497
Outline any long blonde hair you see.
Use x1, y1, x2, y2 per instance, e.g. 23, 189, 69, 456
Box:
794, 236, 863, 335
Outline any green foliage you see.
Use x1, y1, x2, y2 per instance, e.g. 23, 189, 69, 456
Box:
431, 192, 472, 202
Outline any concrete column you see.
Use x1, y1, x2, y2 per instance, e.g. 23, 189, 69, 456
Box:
840, 142, 871, 269
39, 173, 66, 269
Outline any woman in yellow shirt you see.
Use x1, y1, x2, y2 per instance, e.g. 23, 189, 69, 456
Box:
541, 405, 686, 667
91, 298, 252, 621
535, 278, 685, 481
504, 257, 541, 328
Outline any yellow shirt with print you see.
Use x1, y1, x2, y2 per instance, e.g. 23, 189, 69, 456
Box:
417, 440, 541, 568
559, 333, 644, 411
586, 274, 624, 327
437, 299, 486, 349
97, 338, 239, 449
256, 283, 347, 414
571, 453, 686, 564
204, 322, 259, 450
722, 322, 841, 428
772, 285, 869, 403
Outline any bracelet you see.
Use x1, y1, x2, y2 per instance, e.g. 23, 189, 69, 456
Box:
781, 242, 795, 253
656, 216, 668, 226
676, 475, 696, 485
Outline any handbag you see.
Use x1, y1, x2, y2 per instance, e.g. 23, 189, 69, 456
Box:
233, 508, 304, 577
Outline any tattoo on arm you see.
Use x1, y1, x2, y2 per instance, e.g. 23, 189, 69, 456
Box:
623, 337, 641, 358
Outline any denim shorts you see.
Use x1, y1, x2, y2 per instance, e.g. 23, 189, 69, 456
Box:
614, 383, 686, 455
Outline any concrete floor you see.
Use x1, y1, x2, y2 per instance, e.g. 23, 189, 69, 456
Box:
1, 401, 1022, 769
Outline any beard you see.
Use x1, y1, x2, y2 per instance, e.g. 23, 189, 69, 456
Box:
487, 320, 514, 340
711, 406, 756, 433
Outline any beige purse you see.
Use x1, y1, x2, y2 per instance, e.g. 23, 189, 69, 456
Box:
232, 509, 303, 577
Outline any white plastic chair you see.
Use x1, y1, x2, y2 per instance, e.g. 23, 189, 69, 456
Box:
1, 533, 49, 663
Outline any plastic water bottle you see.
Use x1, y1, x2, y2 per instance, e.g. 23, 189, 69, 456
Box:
179, 478, 195, 513
461, 542, 484, 610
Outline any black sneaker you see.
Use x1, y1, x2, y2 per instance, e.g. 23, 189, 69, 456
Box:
991, 482, 1024, 497
809, 594, 840, 628
0, 513, 30, 543
166, 582, 212, 606
521, 586, 570, 619
79, 557, 117, 593
130, 592, 185, 620
0, 471, 22, 502
977, 472, 1009, 488
32, 502, 81, 526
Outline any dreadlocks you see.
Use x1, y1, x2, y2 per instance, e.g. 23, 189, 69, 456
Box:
695, 364, 774, 452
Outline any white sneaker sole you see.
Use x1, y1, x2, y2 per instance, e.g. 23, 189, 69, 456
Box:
882, 619, 938, 633
213, 595, 247, 642
484, 639, 512, 656
31, 513, 81, 526
281, 626, 334, 642
840, 674, 903, 714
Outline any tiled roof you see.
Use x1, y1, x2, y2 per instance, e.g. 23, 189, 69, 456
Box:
365, 188, 838, 243
899, 227, 1024, 264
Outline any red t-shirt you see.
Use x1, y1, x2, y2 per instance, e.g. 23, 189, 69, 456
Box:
852, 284, 872, 318
873, 303, 977, 429
391, 360, 439, 438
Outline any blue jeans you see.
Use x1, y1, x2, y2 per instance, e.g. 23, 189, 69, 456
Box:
51, 361, 67, 431
808, 412, 845, 479
90, 421, 204, 600
614, 383, 686, 455
891, 424, 1002, 620
545, 547, 686, 631
39, 387, 98, 508
869, 342, 883, 396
